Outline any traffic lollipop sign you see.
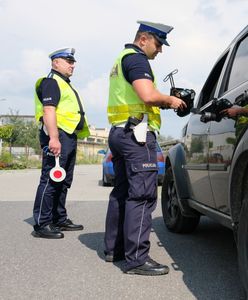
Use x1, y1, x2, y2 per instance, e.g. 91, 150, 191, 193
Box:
50, 156, 66, 182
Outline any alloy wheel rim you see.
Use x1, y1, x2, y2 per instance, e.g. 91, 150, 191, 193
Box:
167, 179, 179, 221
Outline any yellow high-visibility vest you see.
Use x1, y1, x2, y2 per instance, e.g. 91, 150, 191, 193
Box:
108, 48, 161, 131
35, 73, 90, 139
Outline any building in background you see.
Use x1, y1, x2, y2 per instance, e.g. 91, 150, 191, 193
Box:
0, 115, 110, 156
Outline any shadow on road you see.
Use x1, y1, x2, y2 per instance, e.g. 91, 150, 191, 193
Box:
78, 232, 105, 261
78, 232, 125, 270
23, 217, 34, 226
152, 215, 246, 300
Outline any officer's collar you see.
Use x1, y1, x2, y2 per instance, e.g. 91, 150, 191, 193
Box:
51, 69, 71, 83
124, 44, 146, 56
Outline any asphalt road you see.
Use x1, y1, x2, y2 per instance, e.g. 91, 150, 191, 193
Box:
0, 165, 246, 300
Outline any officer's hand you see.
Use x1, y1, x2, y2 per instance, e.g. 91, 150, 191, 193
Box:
169, 96, 187, 110
221, 107, 241, 118
49, 138, 61, 157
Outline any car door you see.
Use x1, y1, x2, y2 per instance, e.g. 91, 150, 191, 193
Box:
183, 52, 229, 208
183, 115, 213, 206
208, 33, 248, 214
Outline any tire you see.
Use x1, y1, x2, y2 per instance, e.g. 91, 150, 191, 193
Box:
102, 170, 107, 186
161, 166, 200, 233
237, 195, 248, 296
102, 170, 110, 187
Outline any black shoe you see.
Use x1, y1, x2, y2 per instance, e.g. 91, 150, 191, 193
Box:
105, 253, 125, 262
53, 219, 84, 231
32, 224, 64, 239
125, 257, 169, 276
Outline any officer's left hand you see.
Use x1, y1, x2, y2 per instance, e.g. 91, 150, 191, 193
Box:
49, 138, 61, 157
169, 96, 187, 110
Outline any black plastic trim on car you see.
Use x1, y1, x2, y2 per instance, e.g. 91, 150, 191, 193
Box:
183, 164, 208, 170
188, 199, 232, 229
208, 164, 228, 171
184, 163, 228, 171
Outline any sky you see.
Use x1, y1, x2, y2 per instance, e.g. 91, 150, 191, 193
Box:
0, 0, 247, 139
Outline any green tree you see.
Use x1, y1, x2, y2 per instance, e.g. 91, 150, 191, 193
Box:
2, 110, 25, 152
0, 124, 14, 152
190, 137, 204, 154
15, 121, 40, 155
226, 137, 236, 145
1, 110, 40, 155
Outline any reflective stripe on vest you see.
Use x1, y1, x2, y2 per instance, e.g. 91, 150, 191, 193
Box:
107, 48, 161, 131
34, 73, 90, 138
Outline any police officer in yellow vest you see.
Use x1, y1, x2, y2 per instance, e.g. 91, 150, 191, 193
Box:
104, 21, 186, 275
222, 105, 248, 139
33, 48, 90, 239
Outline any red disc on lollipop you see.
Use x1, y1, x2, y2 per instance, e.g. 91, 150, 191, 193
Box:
54, 170, 63, 178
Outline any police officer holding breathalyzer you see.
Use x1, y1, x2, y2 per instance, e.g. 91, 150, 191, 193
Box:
104, 21, 186, 275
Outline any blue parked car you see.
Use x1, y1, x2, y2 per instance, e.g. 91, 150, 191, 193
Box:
99, 142, 165, 186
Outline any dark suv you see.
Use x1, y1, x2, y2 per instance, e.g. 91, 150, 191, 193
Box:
161, 25, 248, 295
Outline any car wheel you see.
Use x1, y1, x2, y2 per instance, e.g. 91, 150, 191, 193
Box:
237, 195, 248, 296
161, 166, 200, 233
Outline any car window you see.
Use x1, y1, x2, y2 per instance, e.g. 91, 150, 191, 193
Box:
226, 35, 248, 91
197, 52, 229, 108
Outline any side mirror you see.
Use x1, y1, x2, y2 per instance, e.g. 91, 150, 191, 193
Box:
190, 107, 200, 114
97, 149, 106, 155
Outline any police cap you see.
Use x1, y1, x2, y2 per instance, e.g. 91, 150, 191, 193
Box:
49, 47, 76, 62
137, 20, 173, 46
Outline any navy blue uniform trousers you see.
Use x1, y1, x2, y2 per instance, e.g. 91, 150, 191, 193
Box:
33, 128, 77, 228
104, 127, 158, 271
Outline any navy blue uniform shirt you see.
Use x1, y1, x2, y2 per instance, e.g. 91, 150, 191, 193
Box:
37, 70, 68, 107
122, 44, 154, 84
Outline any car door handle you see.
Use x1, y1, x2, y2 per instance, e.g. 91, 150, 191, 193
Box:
235, 90, 248, 106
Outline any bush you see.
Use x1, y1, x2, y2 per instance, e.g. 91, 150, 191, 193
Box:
18, 155, 41, 169
76, 151, 102, 164
0, 151, 41, 170
0, 151, 13, 164
0, 149, 101, 169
